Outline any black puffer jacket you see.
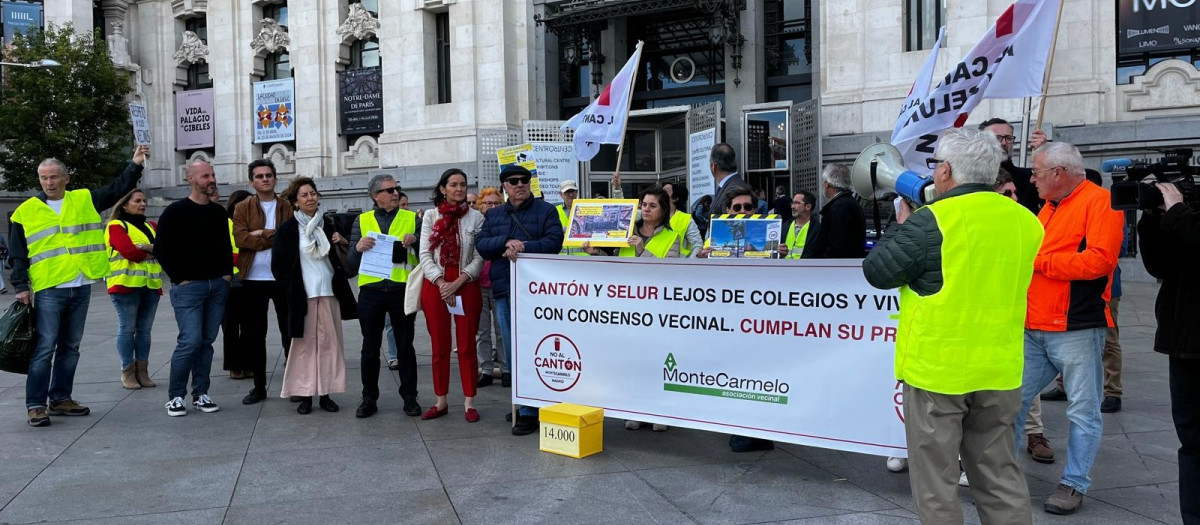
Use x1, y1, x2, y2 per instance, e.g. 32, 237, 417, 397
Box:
1138, 203, 1200, 359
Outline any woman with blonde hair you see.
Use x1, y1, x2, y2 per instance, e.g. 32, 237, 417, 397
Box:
104, 189, 163, 389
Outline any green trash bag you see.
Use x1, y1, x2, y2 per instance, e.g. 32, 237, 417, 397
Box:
0, 302, 37, 375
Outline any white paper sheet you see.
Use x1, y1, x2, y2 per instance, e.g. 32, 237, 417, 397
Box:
359, 232, 399, 280
447, 296, 464, 316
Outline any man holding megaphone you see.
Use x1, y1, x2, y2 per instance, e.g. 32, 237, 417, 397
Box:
863, 128, 1044, 524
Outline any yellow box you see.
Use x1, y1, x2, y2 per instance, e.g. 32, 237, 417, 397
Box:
538, 403, 604, 459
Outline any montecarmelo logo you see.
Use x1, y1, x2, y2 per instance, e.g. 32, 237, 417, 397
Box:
662, 353, 790, 404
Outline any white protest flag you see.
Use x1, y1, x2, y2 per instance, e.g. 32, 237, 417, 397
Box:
892, 0, 1061, 173
561, 41, 644, 162
891, 27, 946, 143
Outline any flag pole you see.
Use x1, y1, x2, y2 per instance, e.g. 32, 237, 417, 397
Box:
1034, 0, 1067, 131
1020, 96, 1033, 166
611, 41, 644, 187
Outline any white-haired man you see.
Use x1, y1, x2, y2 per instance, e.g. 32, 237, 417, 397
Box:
11, 147, 148, 427
864, 128, 1043, 524
1014, 141, 1124, 515
803, 163, 865, 258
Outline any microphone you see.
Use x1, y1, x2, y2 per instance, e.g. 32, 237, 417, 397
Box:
1101, 158, 1133, 172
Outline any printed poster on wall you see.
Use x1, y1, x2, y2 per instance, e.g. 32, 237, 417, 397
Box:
688, 128, 716, 209
2, 1, 42, 44
253, 78, 295, 144
529, 143, 578, 205
338, 67, 384, 135
175, 88, 215, 150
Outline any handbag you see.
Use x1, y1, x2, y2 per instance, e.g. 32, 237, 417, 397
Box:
404, 263, 424, 315
0, 301, 37, 375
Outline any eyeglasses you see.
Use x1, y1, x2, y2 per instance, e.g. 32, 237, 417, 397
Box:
479, 200, 501, 207
927, 158, 946, 170
374, 187, 399, 195
1032, 166, 1061, 177
1002, 190, 1015, 197
729, 203, 756, 213
504, 176, 532, 186
996, 135, 1017, 143
791, 200, 809, 206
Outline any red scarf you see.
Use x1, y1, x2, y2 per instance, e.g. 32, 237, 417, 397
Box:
428, 200, 469, 269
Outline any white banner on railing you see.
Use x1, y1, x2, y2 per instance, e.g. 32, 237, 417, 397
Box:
511, 255, 907, 457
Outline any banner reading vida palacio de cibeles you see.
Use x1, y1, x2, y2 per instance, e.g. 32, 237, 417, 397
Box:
511, 255, 908, 458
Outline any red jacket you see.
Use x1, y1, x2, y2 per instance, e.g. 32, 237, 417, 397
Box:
1026, 181, 1124, 331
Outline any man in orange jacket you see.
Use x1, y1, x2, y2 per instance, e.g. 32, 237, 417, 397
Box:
1013, 142, 1124, 516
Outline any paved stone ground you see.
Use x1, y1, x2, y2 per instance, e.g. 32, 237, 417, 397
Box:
0, 279, 1181, 525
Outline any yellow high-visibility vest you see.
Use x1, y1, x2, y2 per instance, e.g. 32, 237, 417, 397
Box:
784, 221, 810, 260
669, 210, 695, 256
103, 220, 163, 290
228, 219, 239, 275
12, 189, 110, 291
618, 227, 680, 258
357, 208, 418, 286
895, 191, 1044, 395
556, 204, 586, 256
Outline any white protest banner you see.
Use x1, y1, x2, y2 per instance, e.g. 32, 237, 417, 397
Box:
512, 255, 907, 457
688, 128, 717, 209
253, 78, 295, 144
892, 0, 1060, 173
175, 88, 215, 150
529, 142, 578, 205
891, 27, 946, 145
128, 103, 151, 146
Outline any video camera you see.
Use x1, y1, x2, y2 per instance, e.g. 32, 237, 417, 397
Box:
1105, 148, 1198, 211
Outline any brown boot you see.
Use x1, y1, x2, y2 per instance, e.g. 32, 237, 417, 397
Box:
1027, 433, 1055, 463
136, 360, 156, 387
121, 363, 141, 389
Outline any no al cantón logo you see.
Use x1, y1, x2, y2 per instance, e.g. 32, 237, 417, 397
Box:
534, 334, 582, 391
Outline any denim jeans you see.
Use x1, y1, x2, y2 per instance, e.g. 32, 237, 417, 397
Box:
1015, 328, 1105, 492
168, 278, 230, 400
26, 286, 91, 409
494, 296, 534, 417
110, 288, 161, 369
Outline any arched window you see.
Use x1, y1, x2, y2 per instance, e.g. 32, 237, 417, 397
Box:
350, 37, 380, 69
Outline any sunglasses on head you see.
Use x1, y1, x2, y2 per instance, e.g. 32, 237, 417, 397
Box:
504, 176, 532, 185
729, 203, 755, 212
375, 187, 399, 195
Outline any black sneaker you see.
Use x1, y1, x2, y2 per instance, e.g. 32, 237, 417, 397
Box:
1040, 388, 1067, 401
1101, 396, 1122, 413
355, 398, 378, 418
402, 398, 422, 417
192, 394, 220, 413
242, 389, 266, 405
166, 397, 187, 417
512, 415, 538, 436
477, 374, 494, 388
501, 373, 512, 388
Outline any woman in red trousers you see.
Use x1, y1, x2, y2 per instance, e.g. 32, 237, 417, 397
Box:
419, 168, 485, 422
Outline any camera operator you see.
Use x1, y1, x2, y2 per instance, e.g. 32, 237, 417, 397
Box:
1137, 182, 1199, 525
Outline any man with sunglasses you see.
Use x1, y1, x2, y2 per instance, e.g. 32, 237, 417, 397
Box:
980, 118, 1047, 214
232, 159, 293, 406
346, 174, 422, 419
476, 165, 563, 436
802, 164, 865, 259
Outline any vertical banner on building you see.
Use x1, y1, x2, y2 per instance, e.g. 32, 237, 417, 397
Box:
688, 128, 717, 207
175, 88, 215, 150
128, 103, 151, 146
338, 66, 384, 134
529, 143, 578, 205
511, 255, 907, 457
2, 1, 42, 44
252, 78, 295, 144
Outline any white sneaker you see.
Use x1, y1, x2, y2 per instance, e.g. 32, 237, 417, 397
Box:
886, 457, 908, 473
192, 394, 220, 413
166, 397, 187, 417
958, 471, 970, 487
624, 420, 642, 430
651, 424, 669, 432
